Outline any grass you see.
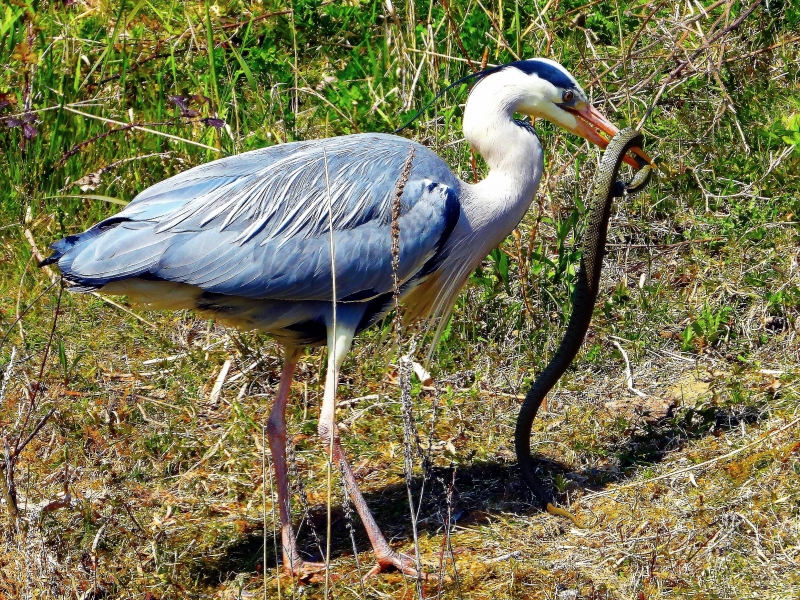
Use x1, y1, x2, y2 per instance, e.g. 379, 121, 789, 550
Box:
1, 0, 799, 598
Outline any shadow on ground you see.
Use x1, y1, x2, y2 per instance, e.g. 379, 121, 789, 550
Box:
194, 402, 767, 583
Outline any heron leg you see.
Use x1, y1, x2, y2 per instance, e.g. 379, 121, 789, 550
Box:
267, 347, 327, 580
318, 325, 429, 580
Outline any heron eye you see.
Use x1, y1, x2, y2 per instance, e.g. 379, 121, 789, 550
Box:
562, 90, 574, 103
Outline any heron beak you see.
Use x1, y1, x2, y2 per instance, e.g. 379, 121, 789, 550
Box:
564, 104, 654, 170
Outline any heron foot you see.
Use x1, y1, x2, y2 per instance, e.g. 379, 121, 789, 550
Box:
283, 559, 329, 583
366, 550, 432, 580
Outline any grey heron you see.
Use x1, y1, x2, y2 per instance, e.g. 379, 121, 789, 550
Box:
44, 58, 651, 579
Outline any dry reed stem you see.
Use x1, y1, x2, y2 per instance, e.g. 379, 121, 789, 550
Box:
322, 146, 336, 598
62, 105, 221, 153
391, 146, 425, 593
262, 425, 279, 600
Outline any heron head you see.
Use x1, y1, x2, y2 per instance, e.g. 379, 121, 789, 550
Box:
484, 58, 651, 169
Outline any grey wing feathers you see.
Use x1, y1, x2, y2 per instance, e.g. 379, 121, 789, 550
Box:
48, 134, 462, 302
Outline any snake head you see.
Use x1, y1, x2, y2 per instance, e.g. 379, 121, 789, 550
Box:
562, 103, 655, 170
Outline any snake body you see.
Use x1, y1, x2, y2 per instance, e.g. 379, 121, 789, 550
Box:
515, 128, 652, 513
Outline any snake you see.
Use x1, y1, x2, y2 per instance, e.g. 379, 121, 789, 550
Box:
515, 128, 654, 524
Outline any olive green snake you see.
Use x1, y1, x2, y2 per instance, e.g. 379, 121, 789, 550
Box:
515, 128, 654, 526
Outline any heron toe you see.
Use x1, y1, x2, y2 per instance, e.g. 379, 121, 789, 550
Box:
366, 549, 433, 580
283, 559, 329, 583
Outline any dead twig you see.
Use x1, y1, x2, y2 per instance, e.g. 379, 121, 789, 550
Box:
321, 146, 337, 597
62, 105, 221, 153
440, 0, 478, 72
637, 0, 764, 129
13, 408, 57, 460
1, 278, 61, 530
611, 340, 649, 399
391, 146, 425, 593
220, 9, 294, 29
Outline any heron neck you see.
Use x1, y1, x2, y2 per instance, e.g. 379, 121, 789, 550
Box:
461, 81, 544, 225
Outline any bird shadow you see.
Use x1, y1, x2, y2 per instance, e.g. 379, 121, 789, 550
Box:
193, 402, 765, 584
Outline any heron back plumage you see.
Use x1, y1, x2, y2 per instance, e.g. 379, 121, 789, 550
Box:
48, 134, 461, 303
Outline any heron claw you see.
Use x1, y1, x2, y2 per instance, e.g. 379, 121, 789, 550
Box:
283, 560, 330, 583
366, 551, 434, 580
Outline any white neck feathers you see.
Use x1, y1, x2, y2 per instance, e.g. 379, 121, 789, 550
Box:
460, 69, 544, 229
409, 70, 548, 349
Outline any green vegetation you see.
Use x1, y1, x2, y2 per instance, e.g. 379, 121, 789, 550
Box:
1, 0, 799, 598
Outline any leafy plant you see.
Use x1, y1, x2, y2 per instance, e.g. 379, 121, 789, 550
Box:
681, 304, 733, 352
487, 247, 511, 294
766, 287, 800, 314
780, 113, 800, 153
57, 339, 85, 385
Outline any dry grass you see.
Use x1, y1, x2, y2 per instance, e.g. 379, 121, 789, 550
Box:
1, 310, 798, 599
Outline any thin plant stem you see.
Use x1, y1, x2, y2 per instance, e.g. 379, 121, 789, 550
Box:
322, 147, 337, 599
391, 147, 424, 595
264, 425, 280, 600
13, 283, 63, 456
340, 470, 366, 597
0, 280, 60, 353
